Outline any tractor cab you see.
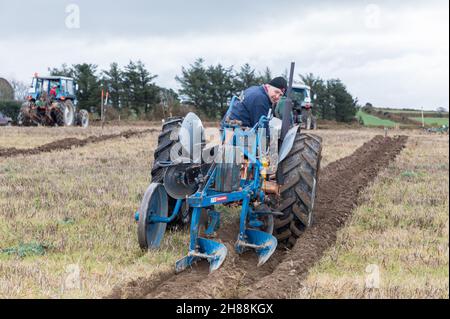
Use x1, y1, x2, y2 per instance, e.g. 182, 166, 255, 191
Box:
291, 84, 313, 110
276, 84, 313, 116
28, 75, 77, 103
275, 83, 317, 129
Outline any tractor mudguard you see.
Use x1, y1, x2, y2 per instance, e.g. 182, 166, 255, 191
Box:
278, 124, 299, 163
178, 112, 205, 164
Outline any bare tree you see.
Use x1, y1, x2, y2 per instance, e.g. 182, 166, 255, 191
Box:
10, 79, 29, 101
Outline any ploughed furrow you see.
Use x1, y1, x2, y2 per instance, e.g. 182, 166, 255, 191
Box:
0, 129, 157, 158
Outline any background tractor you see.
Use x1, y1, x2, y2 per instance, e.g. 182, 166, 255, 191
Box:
18, 75, 89, 127
136, 63, 322, 273
276, 83, 318, 130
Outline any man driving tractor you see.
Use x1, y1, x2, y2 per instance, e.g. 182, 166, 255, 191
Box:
49, 84, 60, 99
137, 65, 323, 274
224, 76, 288, 127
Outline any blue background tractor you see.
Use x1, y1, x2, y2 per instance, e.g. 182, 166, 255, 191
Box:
18, 75, 89, 127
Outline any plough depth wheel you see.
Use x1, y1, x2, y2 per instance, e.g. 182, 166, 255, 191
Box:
137, 183, 169, 250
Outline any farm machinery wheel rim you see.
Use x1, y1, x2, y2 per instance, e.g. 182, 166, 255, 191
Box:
137, 183, 168, 250
64, 104, 74, 126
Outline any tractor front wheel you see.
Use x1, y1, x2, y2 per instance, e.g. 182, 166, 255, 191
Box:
273, 132, 322, 247
76, 109, 89, 128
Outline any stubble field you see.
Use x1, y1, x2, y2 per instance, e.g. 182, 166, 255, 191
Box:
0, 125, 448, 298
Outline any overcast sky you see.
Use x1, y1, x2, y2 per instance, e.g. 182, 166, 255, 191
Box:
0, 0, 448, 110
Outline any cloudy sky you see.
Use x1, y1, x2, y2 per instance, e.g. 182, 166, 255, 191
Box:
0, 0, 448, 110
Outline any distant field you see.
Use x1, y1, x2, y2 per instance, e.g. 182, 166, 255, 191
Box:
357, 110, 397, 127
379, 109, 439, 114
376, 109, 449, 119
411, 117, 449, 126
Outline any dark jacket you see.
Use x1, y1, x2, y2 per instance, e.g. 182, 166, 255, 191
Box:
227, 85, 272, 127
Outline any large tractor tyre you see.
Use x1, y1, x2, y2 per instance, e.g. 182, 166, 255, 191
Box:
150, 117, 191, 227
273, 132, 322, 247
17, 103, 32, 126
151, 117, 184, 182
55, 100, 75, 126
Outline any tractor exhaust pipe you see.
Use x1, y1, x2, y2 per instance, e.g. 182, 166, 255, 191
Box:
281, 62, 296, 141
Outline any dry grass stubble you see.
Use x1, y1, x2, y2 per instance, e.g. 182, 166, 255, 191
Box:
295, 132, 449, 298
2, 127, 440, 298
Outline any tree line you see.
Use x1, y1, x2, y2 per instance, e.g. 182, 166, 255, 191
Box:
10, 58, 359, 122
176, 59, 358, 122
49, 61, 167, 118
299, 73, 359, 123
48, 59, 275, 120
175, 58, 274, 118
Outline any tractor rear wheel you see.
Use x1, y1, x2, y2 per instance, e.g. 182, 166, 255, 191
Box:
151, 117, 184, 182
17, 110, 28, 126
273, 132, 322, 247
150, 117, 191, 226
55, 100, 75, 126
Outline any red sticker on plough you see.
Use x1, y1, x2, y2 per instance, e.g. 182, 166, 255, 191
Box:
211, 196, 228, 203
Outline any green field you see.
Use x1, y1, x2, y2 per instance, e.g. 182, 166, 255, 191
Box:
379, 109, 439, 114
411, 117, 449, 126
357, 110, 397, 127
